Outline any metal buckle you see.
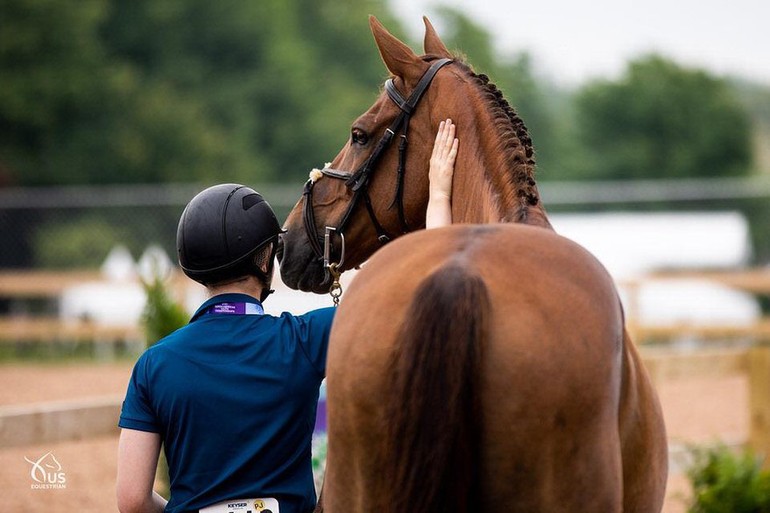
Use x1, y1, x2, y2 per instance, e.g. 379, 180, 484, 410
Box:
323, 227, 345, 270
324, 227, 346, 306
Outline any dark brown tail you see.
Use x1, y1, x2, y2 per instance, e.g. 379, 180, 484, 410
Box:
380, 264, 490, 512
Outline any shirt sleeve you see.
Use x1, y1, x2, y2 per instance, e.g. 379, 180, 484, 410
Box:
118, 352, 160, 433
295, 307, 336, 378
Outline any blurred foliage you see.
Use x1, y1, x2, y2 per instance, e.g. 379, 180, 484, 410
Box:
33, 216, 135, 268
0, 0, 402, 186
2, 0, 762, 190
0, 339, 138, 361
686, 445, 770, 513
564, 55, 753, 181
731, 79, 770, 172
141, 275, 187, 346
312, 433, 328, 494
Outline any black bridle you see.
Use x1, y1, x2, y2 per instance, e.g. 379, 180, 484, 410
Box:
301, 58, 453, 275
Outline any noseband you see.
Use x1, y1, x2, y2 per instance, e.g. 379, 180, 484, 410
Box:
301, 57, 453, 296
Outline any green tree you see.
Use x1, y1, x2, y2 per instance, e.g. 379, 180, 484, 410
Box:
730, 78, 770, 172
565, 55, 752, 180
0, 0, 109, 184
0, 0, 234, 185
0, 0, 402, 186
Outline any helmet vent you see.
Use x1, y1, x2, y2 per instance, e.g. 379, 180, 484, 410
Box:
242, 193, 263, 210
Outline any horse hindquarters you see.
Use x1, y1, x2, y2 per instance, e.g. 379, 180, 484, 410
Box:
619, 331, 668, 513
323, 226, 659, 512
475, 300, 626, 511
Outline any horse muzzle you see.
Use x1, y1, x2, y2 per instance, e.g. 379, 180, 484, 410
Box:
277, 228, 333, 294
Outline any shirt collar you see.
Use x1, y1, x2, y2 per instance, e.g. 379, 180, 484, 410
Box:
190, 293, 263, 322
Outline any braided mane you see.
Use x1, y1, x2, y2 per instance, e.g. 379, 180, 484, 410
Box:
434, 57, 541, 221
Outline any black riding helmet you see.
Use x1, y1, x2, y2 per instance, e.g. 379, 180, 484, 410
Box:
177, 184, 282, 289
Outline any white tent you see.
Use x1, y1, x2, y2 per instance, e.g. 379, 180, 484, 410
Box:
550, 211, 760, 326
550, 212, 752, 276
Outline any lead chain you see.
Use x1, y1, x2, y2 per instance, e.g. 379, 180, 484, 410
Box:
328, 263, 343, 307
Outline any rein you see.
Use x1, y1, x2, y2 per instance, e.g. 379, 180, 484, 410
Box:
302, 58, 453, 304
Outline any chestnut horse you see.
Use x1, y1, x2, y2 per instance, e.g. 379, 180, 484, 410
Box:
279, 16, 667, 513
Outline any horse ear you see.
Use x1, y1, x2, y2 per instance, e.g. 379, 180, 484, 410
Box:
422, 16, 451, 58
369, 15, 423, 83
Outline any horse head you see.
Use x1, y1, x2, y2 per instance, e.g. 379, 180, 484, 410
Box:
279, 16, 549, 293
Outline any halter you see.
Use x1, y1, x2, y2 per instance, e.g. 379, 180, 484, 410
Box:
302, 58, 453, 302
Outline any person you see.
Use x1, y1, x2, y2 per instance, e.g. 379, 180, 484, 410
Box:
116, 120, 458, 513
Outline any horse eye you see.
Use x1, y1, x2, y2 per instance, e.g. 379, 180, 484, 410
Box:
351, 128, 369, 146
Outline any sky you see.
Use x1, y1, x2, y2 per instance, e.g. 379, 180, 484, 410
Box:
390, 0, 770, 87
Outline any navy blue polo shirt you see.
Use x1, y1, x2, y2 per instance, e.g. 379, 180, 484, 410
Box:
119, 293, 335, 513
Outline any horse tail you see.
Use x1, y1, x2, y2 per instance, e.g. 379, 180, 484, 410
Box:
381, 264, 490, 512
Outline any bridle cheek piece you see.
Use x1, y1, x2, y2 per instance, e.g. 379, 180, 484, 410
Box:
301, 57, 453, 299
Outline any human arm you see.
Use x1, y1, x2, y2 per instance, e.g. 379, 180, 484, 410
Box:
116, 428, 167, 513
426, 118, 458, 229
296, 307, 336, 377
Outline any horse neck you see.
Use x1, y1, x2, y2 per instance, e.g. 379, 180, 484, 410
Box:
450, 122, 552, 229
